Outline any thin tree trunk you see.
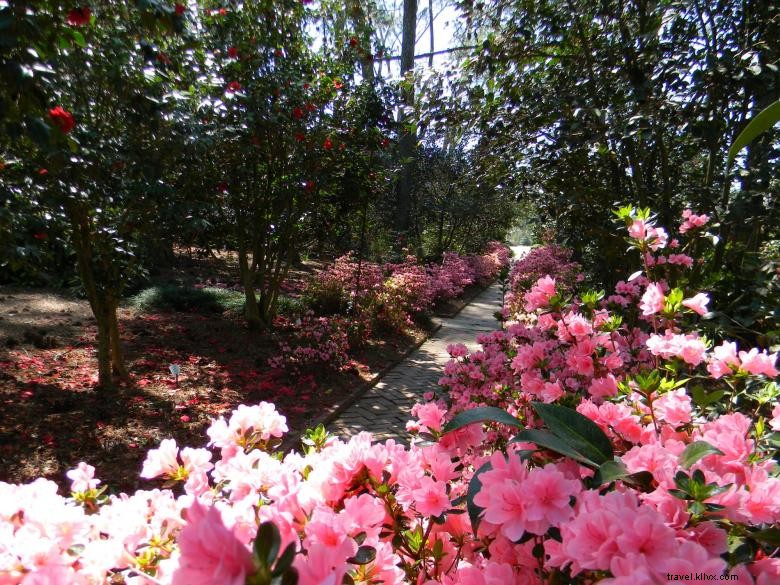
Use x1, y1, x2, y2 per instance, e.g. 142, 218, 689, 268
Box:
428, 0, 434, 67
94, 307, 112, 388
238, 246, 261, 330
67, 202, 124, 389
394, 0, 418, 241
108, 299, 128, 378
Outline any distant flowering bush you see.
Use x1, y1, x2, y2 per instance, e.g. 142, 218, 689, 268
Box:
301, 243, 511, 334
504, 244, 581, 317
267, 312, 350, 374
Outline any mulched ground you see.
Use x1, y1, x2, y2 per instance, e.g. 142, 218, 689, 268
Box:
0, 255, 429, 494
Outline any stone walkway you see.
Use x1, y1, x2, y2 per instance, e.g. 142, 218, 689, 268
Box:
327, 281, 505, 443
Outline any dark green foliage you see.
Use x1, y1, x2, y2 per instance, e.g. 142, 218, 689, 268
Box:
129, 286, 245, 314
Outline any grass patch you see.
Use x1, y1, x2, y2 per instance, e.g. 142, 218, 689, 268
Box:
129, 285, 245, 314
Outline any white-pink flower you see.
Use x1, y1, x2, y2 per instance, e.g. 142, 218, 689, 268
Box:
682, 292, 709, 316
141, 438, 180, 479
738, 348, 779, 378
639, 283, 665, 316
66, 462, 100, 493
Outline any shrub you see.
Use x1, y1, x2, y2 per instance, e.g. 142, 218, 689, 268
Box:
268, 312, 350, 374
129, 285, 245, 314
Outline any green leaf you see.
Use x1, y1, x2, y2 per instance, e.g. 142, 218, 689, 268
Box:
531, 402, 614, 465
466, 460, 492, 534
71, 30, 87, 48
679, 441, 724, 469
748, 528, 780, 546
346, 545, 376, 565
592, 459, 630, 486
26, 117, 51, 147
727, 99, 780, 168
513, 429, 597, 467
272, 542, 297, 576
442, 406, 522, 435
254, 521, 281, 568
691, 386, 725, 408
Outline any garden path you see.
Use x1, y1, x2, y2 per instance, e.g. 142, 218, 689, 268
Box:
327, 280, 506, 444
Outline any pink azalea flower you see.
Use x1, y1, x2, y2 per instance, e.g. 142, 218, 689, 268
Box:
738, 348, 779, 378
172, 500, 255, 585
628, 219, 648, 240
588, 375, 618, 399
770, 404, 780, 432
682, 292, 709, 316
66, 462, 100, 493
639, 283, 665, 316
412, 476, 450, 517
653, 389, 692, 427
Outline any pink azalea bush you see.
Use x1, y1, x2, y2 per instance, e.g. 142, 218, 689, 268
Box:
268, 313, 350, 374
300, 244, 511, 334
3, 217, 778, 583
504, 244, 582, 317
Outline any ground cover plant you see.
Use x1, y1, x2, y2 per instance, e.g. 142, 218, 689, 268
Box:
0, 209, 777, 584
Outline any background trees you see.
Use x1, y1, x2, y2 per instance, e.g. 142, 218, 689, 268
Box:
451, 0, 778, 338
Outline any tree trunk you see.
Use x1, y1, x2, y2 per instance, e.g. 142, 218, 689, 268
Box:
66, 202, 127, 389
94, 306, 113, 388
238, 246, 262, 330
394, 0, 418, 241
428, 0, 434, 67
108, 299, 128, 379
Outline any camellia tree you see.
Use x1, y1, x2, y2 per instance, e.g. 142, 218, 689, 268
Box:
175, 1, 399, 328
1, 1, 190, 388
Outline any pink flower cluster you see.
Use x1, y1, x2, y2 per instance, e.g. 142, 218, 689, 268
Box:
680, 209, 710, 234
268, 312, 351, 373
504, 244, 581, 317
302, 244, 511, 336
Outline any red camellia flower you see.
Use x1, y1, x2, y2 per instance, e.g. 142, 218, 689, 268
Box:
219, 7, 227, 15
174, 3, 186, 15
349, 37, 358, 47
33, 232, 48, 240
66, 7, 91, 26
323, 136, 333, 151
49, 106, 75, 133
274, 49, 284, 58
226, 81, 241, 93
303, 82, 310, 90
294, 132, 306, 142
38, 168, 48, 176
49, 106, 76, 134
227, 46, 238, 58
333, 79, 344, 89
306, 102, 316, 112
292, 106, 304, 120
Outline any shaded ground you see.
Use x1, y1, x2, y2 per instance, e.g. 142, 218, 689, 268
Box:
0, 256, 427, 493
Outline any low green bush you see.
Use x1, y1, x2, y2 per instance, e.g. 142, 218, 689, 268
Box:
129, 285, 245, 314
